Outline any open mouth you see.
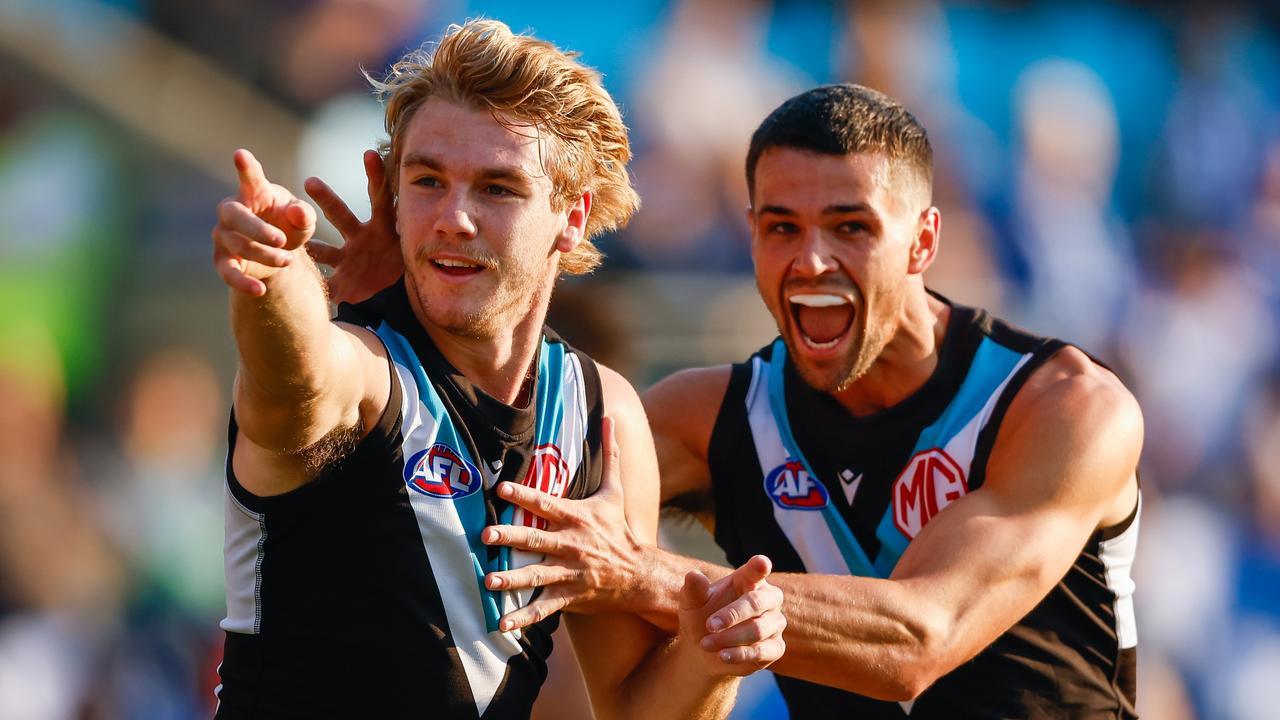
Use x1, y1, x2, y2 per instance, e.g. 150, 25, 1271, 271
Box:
430, 257, 486, 278
788, 293, 855, 350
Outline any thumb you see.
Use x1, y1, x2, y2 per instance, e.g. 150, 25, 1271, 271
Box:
595, 415, 624, 501
679, 570, 711, 613
730, 554, 772, 595
282, 199, 317, 248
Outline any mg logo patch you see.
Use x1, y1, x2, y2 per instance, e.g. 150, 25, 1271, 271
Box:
517, 443, 571, 529
404, 443, 482, 499
892, 449, 967, 538
764, 458, 829, 510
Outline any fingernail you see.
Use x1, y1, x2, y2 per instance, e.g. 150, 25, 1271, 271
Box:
720, 650, 732, 662
488, 576, 503, 589
708, 618, 724, 632
700, 637, 714, 650
482, 529, 495, 543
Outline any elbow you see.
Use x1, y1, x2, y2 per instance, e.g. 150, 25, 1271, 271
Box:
881, 664, 937, 703
878, 611, 950, 702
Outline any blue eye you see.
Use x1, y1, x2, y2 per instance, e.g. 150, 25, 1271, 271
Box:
483, 185, 514, 197
413, 176, 441, 188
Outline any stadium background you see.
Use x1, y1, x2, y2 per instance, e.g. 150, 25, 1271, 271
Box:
1, 0, 1278, 717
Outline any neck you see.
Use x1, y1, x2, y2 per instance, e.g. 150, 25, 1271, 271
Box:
830, 285, 950, 416
408, 290, 550, 408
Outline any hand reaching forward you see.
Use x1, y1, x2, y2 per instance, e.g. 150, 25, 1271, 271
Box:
303, 149, 404, 304
212, 149, 316, 296
679, 556, 787, 676
482, 416, 643, 632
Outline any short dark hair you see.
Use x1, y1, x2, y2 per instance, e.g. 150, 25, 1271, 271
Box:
745, 84, 933, 202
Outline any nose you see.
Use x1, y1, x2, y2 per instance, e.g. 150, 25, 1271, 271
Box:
792, 228, 839, 279
432, 190, 477, 240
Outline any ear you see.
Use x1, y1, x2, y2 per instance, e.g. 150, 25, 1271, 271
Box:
744, 204, 759, 250
907, 206, 941, 275
555, 190, 592, 254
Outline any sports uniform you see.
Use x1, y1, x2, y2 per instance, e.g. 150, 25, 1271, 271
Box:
708, 296, 1139, 719
215, 280, 603, 719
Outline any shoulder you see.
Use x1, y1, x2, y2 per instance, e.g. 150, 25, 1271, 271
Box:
988, 346, 1142, 510
1009, 346, 1141, 437
594, 363, 662, 539
643, 366, 734, 437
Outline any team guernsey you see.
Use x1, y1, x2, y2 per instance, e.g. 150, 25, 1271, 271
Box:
708, 297, 1139, 719
215, 280, 603, 719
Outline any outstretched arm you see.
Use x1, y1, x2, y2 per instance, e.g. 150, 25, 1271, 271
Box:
212, 149, 388, 495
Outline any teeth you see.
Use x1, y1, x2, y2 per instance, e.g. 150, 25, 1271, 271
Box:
789, 293, 849, 308
804, 335, 842, 350
436, 258, 480, 269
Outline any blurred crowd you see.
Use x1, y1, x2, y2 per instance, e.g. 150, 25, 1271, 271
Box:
0, 1, 1278, 718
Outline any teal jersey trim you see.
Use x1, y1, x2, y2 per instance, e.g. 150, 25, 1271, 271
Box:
495, 338, 567, 574
377, 323, 563, 633
871, 337, 1027, 575
766, 340, 878, 577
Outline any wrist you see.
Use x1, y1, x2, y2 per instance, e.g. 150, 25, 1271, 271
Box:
668, 634, 745, 687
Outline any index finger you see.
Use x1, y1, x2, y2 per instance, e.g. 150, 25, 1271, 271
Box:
496, 481, 571, 524
234, 148, 270, 204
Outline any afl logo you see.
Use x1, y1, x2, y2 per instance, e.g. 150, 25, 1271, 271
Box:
764, 458, 829, 510
404, 443, 482, 499
892, 449, 967, 539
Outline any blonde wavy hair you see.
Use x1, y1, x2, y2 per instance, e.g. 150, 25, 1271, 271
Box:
369, 20, 639, 274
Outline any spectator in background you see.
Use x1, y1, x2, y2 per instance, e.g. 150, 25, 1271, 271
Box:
621, 0, 805, 271
0, 326, 125, 720
1007, 59, 1137, 355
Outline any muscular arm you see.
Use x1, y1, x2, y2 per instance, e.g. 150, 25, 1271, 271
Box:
214, 149, 389, 495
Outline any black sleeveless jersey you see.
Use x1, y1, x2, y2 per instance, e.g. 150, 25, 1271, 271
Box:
708, 298, 1139, 719
215, 280, 604, 719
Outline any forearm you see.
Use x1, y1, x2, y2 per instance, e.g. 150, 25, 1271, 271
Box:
624, 553, 944, 700
767, 573, 939, 700
613, 635, 739, 720
230, 250, 357, 452
231, 250, 335, 403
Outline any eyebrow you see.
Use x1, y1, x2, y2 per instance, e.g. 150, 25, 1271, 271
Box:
757, 202, 874, 216
401, 152, 535, 186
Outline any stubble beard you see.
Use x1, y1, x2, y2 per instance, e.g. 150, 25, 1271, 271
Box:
410, 245, 550, 341
783, 300, 893, 395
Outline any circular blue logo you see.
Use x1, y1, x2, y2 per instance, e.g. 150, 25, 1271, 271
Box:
764, 458, 829, 510
404, 443, 482, 499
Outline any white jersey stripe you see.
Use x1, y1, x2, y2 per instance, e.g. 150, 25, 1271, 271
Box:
220, 482, 265, 635
391, 358, 521, 716
746, 355, 851, 576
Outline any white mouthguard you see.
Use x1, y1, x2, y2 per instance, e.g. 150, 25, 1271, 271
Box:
788, 293, 850, 308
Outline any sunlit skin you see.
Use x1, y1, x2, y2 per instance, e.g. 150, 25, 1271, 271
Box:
395, 98, 589, 402
748, 148, 945, 415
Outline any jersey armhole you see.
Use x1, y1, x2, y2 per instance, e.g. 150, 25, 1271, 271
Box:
572, 350, 605, 499
967, 339, 1066, 492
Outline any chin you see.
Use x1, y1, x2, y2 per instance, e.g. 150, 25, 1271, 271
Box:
781, 336, 853, 393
